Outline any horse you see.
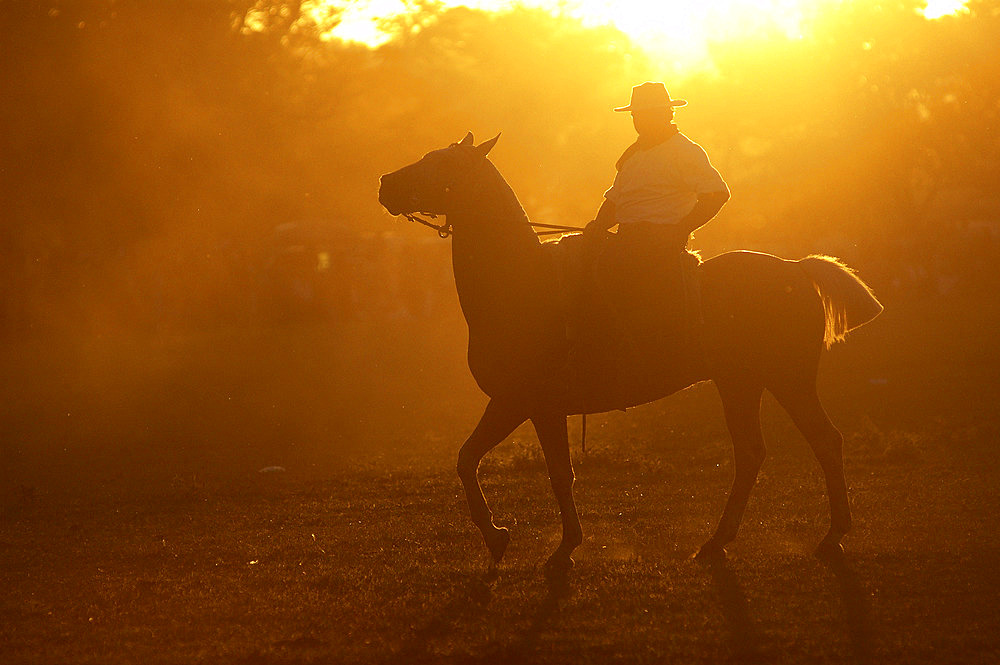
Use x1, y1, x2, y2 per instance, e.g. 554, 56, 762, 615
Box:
378, 132, 883, 573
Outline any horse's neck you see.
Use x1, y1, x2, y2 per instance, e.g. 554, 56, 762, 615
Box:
450, 163, 548, 329
456, 163, 539, 246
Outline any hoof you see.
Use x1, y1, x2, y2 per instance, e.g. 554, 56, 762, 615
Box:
815, 538, 845, 560
543, 554, 574, 581
544, 550, 575, 571
485, 527, 511, 564
693, 541, 727, 562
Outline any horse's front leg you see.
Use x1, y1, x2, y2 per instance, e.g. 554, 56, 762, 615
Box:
531, 411, 583, 574
457, 399, 527, 565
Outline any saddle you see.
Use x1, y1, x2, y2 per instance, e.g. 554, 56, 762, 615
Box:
544, 231, 703, 411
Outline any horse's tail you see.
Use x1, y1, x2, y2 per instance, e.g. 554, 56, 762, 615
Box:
797, 255, 883, 348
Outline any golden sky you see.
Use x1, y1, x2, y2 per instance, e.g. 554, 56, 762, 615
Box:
304, 0, 969, 63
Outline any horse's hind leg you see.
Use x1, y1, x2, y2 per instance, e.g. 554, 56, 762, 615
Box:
531, 411, 583, 574
769, 381, 851, 556
457, 399, 527, 565
697, 375, 766, 560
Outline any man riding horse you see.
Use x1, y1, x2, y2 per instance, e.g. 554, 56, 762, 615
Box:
377, 102, 882, 570
583, 81, 731, 391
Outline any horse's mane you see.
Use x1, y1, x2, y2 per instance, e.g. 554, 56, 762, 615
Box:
468, 159, 539, 245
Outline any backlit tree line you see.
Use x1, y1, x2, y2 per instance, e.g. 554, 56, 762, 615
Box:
2, 0, 998, 336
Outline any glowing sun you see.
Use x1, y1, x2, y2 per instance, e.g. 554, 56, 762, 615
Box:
300, 0, 969, 62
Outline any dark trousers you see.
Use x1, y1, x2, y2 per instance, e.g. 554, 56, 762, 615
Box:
604, 222, 691, 386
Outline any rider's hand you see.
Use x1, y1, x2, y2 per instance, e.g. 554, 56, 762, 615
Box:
584, 219, 608, 237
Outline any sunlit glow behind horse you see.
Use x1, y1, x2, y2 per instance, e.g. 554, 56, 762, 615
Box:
378, 133, 883, 572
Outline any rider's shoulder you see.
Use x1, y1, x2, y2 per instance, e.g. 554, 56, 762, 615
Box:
671, 132, 701, 149
615, 141, 641, 171
671, 133, 712, 159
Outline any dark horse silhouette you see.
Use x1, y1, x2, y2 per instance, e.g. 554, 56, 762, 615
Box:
378, 133, 883, 572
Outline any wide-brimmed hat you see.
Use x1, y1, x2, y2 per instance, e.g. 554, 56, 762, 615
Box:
614, 82, 687, 112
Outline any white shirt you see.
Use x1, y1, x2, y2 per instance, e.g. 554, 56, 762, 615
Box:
604, 132, 728, 226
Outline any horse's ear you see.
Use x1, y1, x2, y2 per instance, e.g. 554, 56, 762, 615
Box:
475, 133, 500, 158
458, 132, 475, 147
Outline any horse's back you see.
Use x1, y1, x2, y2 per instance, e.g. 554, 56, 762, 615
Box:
698, 251, 827, 377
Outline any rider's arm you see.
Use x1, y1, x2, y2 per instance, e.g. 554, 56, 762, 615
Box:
679, 189, 729, 235
678, 139, 730, 235
586, 141, 638, 235
586, 199, 616, 234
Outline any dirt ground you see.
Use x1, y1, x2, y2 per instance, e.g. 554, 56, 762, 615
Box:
2, 289, 1000, 663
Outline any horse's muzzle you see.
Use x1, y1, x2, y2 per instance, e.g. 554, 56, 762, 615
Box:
378, 174, 406, 216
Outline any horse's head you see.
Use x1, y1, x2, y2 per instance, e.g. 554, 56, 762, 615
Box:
378, 132, 499, 217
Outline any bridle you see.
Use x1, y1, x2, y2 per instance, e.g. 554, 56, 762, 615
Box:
398, 148, 585, 239
403, 212, 453, 239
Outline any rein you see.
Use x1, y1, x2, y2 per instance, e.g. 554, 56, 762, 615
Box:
530, 221, 587, 236
403, 214, 584, 239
